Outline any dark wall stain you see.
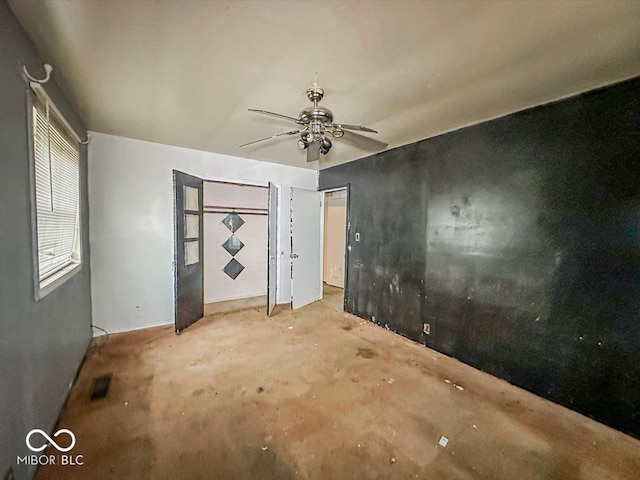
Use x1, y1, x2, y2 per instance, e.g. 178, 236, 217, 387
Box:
319, 76, 640, 439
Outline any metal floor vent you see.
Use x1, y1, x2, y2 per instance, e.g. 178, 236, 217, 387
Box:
89, 374, 112, 400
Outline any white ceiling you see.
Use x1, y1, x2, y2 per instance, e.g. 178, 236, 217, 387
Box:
8, 0, 640, 170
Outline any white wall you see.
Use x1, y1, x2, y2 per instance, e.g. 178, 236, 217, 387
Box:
88, 132, 317, 334
204, 182, 267, 303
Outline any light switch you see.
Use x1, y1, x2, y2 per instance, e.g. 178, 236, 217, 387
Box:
355, 233, 360, 241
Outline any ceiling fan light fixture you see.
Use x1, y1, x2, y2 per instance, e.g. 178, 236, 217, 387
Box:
297, 137, 309, 150
320, 136, 332, 155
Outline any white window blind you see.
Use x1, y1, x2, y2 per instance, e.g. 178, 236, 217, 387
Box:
32, 93, 81, 284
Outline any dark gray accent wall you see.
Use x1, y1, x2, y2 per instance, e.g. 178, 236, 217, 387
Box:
320, 77, 640, 439
0, 2, 92, 479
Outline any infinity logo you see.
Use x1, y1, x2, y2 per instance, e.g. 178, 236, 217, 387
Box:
26, 429, 76, 453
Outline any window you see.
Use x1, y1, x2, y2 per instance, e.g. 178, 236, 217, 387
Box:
31, 88, 81, 296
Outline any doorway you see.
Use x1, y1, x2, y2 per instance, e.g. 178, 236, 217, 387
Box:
321, 187, 348, 312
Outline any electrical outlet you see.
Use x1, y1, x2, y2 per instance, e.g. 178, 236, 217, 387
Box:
4, 466, 15, 480
355, 232, 360, 241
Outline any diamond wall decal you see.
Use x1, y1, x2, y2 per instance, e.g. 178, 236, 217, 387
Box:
223, 258, 245, 280
221, 212, 245, 233
222, 235, 244, 256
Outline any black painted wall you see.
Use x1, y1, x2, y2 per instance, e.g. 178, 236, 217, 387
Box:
319, 77, 640, 439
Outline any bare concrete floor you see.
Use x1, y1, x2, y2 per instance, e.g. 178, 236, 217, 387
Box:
322, 283, 344, 312
38, 301, 640, 479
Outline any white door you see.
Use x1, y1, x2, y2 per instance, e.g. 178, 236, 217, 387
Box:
291, 187, 322, 309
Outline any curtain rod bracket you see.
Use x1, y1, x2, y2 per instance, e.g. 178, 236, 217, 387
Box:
80, 133, 91, 145
22, 63, 53, 84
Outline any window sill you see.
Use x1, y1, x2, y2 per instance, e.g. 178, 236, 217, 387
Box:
37, 262, 82, 299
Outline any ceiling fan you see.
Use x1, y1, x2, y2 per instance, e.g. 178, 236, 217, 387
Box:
240, 85, 388, 162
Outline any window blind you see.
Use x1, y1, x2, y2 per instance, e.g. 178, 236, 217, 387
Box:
32, 94, 81, 282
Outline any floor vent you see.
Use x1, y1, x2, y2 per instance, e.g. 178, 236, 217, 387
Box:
89, 374, 112, 400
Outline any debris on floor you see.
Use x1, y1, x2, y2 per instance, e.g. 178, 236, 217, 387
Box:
390, 456, 397, 464
256, 386, 264, 393
438, 436, 449, 448
288, 326, 294, 330
444, 378, 465, 391
387, 378, 395, 385
261, 446, 268, 451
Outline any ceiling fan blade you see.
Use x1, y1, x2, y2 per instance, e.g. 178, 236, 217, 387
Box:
307, 140, 321, 162
239, 129, 301, 148
340, 130, 388, 151
335, 123, 378, 134
248, 109, 301, 124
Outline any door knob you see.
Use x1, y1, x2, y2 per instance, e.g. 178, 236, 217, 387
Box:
290, 253, 299, 259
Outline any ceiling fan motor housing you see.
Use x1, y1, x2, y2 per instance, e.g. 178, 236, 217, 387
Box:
298, 106, 333, 125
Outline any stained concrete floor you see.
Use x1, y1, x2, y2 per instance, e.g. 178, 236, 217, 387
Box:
38, 301, 640, 480
321, 283, 344, 312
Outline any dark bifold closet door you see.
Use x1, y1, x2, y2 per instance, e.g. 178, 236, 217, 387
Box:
267, 182, 278, 316
173, 170, 204, 333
